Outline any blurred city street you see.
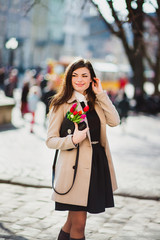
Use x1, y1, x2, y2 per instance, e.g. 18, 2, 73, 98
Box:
1, 0, 160, 239
0, 97, 160, 240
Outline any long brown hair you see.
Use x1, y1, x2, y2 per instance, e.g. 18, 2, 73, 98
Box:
49, 58, 96, 111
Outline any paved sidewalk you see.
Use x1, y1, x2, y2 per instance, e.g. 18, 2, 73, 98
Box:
0, 183, 160, 240
0, 102, 160, 240
0, 103, 160, 199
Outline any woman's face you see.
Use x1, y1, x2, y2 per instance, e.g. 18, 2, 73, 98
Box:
71, 67, 92, 95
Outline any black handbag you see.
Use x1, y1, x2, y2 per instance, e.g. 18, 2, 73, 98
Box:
60, 117, 87, 137
52, 117, 87, 195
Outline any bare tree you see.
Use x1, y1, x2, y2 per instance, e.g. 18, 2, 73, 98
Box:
90, 0, 160, 95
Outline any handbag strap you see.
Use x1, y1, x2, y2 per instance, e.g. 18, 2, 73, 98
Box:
52, 145, 79, 195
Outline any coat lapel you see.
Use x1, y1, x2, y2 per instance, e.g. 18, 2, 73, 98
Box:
95, 102, 107, 147
67, 92, 77, 103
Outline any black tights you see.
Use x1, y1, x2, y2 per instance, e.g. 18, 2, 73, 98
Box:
57, 229, 85, 240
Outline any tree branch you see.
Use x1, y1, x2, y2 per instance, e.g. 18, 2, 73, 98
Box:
90, 0, 134, 67
144, 12, 160, 36
24, 0, 41, 15
23, 0, 52, 15
141, 42, 155, 69
89, 0, 119, 36
107, 1, 135, 63
107, 0, 125, 31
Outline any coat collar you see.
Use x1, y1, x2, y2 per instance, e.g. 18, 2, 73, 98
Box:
67, 92, 77, 104
67, 91, 88, 104
67, 93, 99, 105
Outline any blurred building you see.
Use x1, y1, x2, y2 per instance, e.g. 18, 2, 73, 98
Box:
0, 0, 65, 70
0, 0, 129, 71
63, 0, 111, 59
28, 0, 65, 68
0, 0, 29, 70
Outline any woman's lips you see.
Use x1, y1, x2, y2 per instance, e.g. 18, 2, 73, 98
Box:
76, 84, 84, 87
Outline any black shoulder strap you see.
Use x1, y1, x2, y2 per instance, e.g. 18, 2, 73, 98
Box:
52, 145, 79, 195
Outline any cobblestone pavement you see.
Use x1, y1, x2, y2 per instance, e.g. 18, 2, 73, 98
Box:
0, 101, 160, 240
0, 103, 160, 199
0, 184, 160, 240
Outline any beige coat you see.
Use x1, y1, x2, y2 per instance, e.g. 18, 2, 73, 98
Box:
46, 91, 120, 206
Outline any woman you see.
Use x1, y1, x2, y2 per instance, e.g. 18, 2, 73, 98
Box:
46, 58, 120, 240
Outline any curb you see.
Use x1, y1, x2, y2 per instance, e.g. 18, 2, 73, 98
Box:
1, 179, 160, 201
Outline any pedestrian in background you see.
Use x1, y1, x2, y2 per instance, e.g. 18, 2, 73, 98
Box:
4, 68, 18, 97
41, 80, 56, 122
27, 85, 41, 133
46, 58, 120, 240
20, 70, 35, 117
20, 81, 29, 117
0, 66, 5, 91
115, 91, 130, 125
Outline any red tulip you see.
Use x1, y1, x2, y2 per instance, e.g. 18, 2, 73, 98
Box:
70, 107, 74, 113
73, 111, 78, 115
83, 105, 89, 112
70, 103, 77, 113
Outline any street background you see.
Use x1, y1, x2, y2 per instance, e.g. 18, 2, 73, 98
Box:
1, 99, 160, 200
0, 93, 160, 240
0, 1, 160, 239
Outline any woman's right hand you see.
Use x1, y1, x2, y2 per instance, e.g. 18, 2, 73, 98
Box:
72, 123, 89, 145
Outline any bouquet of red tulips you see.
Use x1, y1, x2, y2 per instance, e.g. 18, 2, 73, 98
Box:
60, 103, 89, 137
66, 103, 89, 124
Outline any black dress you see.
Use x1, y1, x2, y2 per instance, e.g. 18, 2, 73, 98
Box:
55, 105, 114, 214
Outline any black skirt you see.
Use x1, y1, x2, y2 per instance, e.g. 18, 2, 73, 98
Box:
55, 104, 114, 214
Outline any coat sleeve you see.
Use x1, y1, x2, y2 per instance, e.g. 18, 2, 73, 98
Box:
96, 91, 120, 127
46, 105, 77, 150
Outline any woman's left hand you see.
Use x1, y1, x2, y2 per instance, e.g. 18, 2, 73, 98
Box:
92, 78, 103, 95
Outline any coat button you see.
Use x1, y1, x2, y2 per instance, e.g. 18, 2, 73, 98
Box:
72, 165, 75, 169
